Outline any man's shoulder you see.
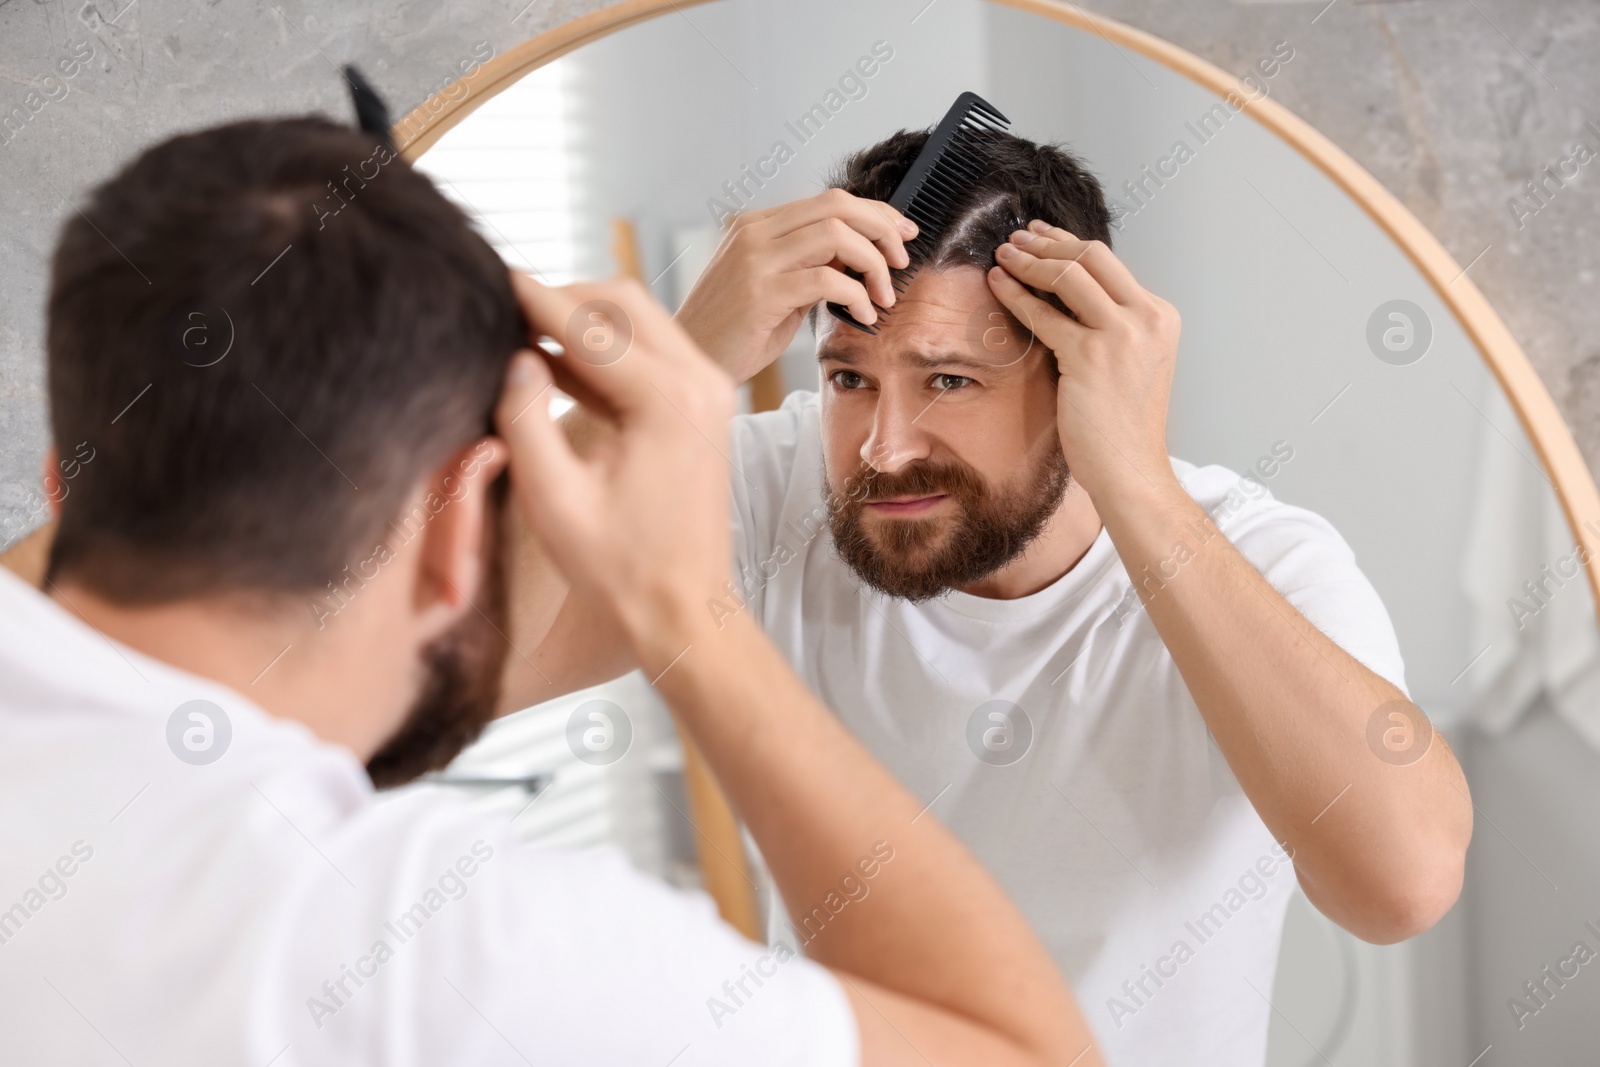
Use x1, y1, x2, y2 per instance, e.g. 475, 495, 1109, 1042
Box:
733, 388, 821, 449
1169, 453, 1339, 543
1170, 455, 1405, 691
731, 389, 824, 503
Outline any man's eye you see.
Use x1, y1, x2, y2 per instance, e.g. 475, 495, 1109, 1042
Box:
830, 370, 866, 390
935, 374, 974, 391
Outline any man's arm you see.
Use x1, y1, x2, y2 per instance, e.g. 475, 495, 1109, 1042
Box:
497, 408, 635, 711
989, 221, 1472, 945
496, 273, 1100, 1067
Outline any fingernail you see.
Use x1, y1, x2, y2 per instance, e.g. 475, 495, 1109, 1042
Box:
1010, 230, 1036, 246
1028, 219, 1051, 234
996, 242, 1018, 258
899, 218, 918, 237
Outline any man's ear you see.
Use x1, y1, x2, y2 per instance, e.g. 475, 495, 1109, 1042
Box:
409, 437, 511, 635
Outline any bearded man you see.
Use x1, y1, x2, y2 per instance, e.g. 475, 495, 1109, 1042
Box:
512, 128, 1474, 1066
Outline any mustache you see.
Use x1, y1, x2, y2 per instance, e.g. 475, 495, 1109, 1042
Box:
847, 460, 988, 505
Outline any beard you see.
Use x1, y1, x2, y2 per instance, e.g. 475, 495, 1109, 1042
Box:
827, 437, 1071, 602
365, 477, 512, 790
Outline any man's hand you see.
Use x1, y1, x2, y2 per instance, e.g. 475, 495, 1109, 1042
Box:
676, 189, 918, 382
989, 222, 1470, 944
495, 273, 736, 673
986, 220, 1181, 501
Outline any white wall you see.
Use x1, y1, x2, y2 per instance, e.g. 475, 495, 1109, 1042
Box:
562, 0, 990, 295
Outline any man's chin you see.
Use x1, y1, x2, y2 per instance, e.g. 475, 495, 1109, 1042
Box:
861, 512, 954, 549
844, 528, 964, 602
850, 567, 958, 603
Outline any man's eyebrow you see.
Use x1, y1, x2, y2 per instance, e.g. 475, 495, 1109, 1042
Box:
906, 352, 992, 372
816, 348, 996, 373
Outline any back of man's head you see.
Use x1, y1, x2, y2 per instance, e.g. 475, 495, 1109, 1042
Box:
45, 116, 522, 603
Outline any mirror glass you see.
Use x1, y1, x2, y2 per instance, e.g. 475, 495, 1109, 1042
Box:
417, 2, 1600, 1063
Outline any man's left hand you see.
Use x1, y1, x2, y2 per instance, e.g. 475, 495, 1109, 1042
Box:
986, 220, 1181, 501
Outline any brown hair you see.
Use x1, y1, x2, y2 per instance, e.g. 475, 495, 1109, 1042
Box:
814, 128, 1114, 345
45, 116, 523, 602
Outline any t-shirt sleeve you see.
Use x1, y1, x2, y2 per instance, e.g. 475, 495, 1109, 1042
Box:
728, 392, 816, 620
267, 797, 858, 1067
1210, 483, 1410, 696
464, 843, 860, 1067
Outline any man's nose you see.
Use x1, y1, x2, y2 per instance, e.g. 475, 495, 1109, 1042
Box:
860, 391, 932, 474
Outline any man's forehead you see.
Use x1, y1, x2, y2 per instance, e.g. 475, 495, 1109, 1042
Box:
815, 267, 1028, 370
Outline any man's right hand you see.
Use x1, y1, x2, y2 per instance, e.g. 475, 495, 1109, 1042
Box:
675, 189, 918, 382
494, 274, 735, 674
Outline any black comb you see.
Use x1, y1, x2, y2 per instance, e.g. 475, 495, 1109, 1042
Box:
343, 64, 395, 148
827, 91, 1010, 335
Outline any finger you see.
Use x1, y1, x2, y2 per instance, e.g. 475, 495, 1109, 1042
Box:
557, 277, 739, 437
496, 348, 585, 499
505, 274, 613, 416
764, 189, 916, 271
565, 276, 711, 376
1019, 222, 1144, 306
726, 198, 790, 226
986, 265, 1086, 354
508, 274, 660, 417
494, 351, 592, 539
777, 266, 875, 328
537, 349, 612, 419
993, 241, 1119, 330
770, 218, 895, 308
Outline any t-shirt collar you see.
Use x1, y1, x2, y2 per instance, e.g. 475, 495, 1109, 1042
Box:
895, 523, 1120, 622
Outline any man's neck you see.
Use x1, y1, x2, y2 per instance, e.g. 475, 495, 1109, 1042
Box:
954, 481, 1104, 600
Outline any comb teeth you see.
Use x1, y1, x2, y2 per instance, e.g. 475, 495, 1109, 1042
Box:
828, 92, 1011, 335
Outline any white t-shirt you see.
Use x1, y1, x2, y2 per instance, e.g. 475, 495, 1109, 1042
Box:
0, 567, 856, 1067
727, 390, 1407, 1067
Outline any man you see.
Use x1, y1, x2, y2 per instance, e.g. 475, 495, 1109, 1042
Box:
0, 116, 1101, 1066
511, 130, 1475, 1064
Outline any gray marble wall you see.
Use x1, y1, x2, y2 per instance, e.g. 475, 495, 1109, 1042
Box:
1090, 0, 1600, 472
2, 0, 1596, 539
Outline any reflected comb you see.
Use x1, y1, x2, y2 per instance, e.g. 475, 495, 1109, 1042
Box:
827, 91, 1011, 335
342, 64, 394, 148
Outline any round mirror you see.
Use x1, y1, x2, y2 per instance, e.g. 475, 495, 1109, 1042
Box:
411, 2, 1600, 1063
